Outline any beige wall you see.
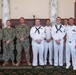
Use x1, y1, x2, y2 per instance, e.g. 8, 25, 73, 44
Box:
10, 0, 50, 19
0, 0, 75, 19
58, 0, 75, 18
0, 0, 1, 19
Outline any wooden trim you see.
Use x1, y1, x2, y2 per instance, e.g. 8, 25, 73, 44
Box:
0, 18, 75, 28
0, 19, 48, 28
75, 2, 76, 25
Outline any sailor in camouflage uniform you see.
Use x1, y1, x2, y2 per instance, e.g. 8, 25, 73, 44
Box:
15, 17, 31, 66
0, 29, 2, 66
2, 20, 15, 66
0, 28, 2, 66
0, 29, 2, 52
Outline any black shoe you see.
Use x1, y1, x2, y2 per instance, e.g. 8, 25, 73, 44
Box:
54, 66, 57, 68
41, 65, 45, 68
59, 66, 64, 69
32, 66, 36, 69
60, 66, 63, 68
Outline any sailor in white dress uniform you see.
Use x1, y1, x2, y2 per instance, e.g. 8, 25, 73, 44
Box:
30, 19, 45, 68
52, 17, 65, 66
65, 18, 76, 70
44, 19, 53, 65
63, 19, 69, 64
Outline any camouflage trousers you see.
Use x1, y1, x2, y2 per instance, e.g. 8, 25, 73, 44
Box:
3, 41, 15, 62
16, 39, 30, 63
0, 42, 1, 52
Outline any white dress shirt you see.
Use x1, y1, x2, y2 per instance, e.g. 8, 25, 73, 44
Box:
30, 25, 45, 45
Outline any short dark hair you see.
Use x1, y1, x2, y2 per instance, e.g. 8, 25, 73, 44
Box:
35, 19, 40, 21
6, 20, 11, 22
56, 16, 61, 20
64, 18, 68, 21
69, 17, 74, 20
46, 19, 50, 22
20, 17, 25, 20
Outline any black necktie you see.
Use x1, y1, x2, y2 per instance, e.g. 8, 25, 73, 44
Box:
55, 25, 62, 33
35, 26, 41, 34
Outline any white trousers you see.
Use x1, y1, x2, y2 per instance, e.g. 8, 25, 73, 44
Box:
44, 41, 53, 65
32, 43, 44, 66
54, 40, 63, 66
66, 41, 76, 67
